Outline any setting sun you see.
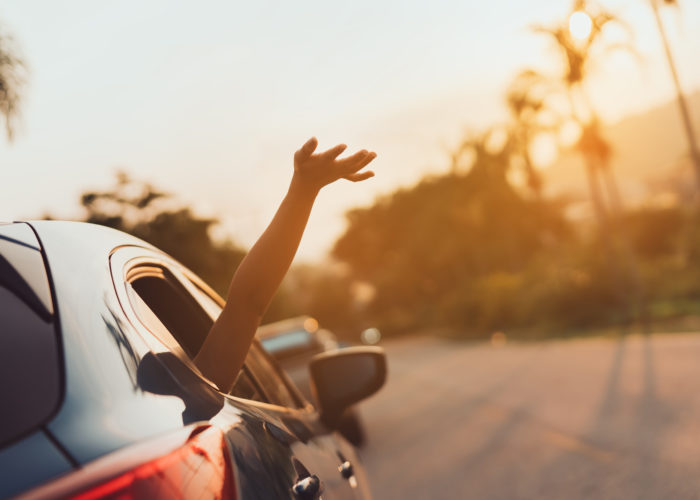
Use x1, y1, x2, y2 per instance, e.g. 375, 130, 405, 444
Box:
569, 10, 593, 40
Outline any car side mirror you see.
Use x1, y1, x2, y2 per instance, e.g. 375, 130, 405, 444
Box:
309, 346, 387, 428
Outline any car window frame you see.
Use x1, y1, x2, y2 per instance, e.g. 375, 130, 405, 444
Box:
109, 245, 312, 412
181, 275, 310, 411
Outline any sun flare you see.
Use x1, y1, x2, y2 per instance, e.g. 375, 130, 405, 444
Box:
569, 10, 593, 41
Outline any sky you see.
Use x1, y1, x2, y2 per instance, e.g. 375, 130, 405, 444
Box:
1, 0, 699, 261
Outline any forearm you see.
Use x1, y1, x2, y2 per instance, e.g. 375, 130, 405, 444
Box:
194, 137, 375, 392
225, 175, 317, 316
194, 175, 317, 390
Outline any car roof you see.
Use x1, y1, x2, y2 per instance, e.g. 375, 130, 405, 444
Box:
27, 220, 156, 254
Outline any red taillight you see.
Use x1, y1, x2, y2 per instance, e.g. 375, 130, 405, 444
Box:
69, 427, 236, 500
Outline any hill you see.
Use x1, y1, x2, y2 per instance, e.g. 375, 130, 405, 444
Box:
545, 90, 700, 211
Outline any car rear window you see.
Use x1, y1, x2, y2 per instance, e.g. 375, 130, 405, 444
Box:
0, 232, 61, 448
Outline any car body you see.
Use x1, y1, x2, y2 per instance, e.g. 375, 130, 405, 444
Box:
0, 221, 386, 500
257, 318, 366, 446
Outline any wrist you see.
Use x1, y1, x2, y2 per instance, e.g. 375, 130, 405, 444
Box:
289, 172, 322, 199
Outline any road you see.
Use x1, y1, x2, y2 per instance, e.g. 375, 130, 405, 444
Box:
356, 333, 700, 499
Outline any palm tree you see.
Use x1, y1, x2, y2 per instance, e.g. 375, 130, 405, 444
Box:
452, 72, 559, 202
533, 1, 646, 324
533, 0, 634, 222
0, 30, 26, 141
577, 118, 621, 221
648, 0, 700, 192
450, 128, 510, 180
505, 69, 561, 199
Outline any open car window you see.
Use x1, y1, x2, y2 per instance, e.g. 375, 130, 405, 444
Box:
181, 276, 305, 409
127, 265, 211, 358
129, 277, 267, 402
230, 365, 265, 401
243, 343, 299, 409
114, 250, 303, 408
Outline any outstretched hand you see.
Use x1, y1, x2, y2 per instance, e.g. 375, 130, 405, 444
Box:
196, 136, 376, 391
293, 137, 377, 193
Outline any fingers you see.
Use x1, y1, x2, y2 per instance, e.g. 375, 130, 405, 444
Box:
337, 150, 377, 173
294, 137, 318, 164
320, 143, 348, 160
336, 149, 368, 167
355, 151, 377, 171
339, 150, 376, 182
344, 170, 375, 182
294, 137, 377, 186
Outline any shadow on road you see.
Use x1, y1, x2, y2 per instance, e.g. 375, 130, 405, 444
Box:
531, 334, 681, 499
360, 340, 543, 498
361, 334, 700, 500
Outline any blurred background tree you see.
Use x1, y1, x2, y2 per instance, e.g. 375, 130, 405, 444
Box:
77, 171, 246, 297
0, 28, 26, 141
533, 0, 635, 222
504, 69, 560, 199
327, 0, 700, 337
648, 0, 700, 190
31, 0, 700, 342
68, 171, 357, 331
334, 135, 575, 336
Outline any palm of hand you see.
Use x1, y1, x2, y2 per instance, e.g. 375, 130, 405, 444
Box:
293, 137, 376, 191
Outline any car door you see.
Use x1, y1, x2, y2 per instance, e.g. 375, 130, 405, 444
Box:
231, 341, 366, 500
109, 245, 367, 499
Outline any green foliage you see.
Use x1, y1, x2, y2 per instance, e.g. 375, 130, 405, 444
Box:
333, 136, 700, 338
333, 145, 575, 336
621, 206, 685, 260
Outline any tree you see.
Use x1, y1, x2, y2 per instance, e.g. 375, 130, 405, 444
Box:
532, 2, 647, 321
533, 0, 635, 222
78, 171, 246, 296
505, 69, 561, 198
333, 139, 572, 334
0, 29, 25, 141
647, 0, 700, 192
73, 171, 369, 330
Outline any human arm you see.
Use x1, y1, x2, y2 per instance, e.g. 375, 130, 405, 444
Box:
194, 137, 377, 392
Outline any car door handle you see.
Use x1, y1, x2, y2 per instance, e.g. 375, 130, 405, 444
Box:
292, 474, 321, 500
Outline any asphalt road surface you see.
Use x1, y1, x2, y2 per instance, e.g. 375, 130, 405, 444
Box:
357, 333, 700, 499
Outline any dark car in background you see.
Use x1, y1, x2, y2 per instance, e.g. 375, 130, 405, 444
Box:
257, 317, 367, 446
0, 221, 386, 500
